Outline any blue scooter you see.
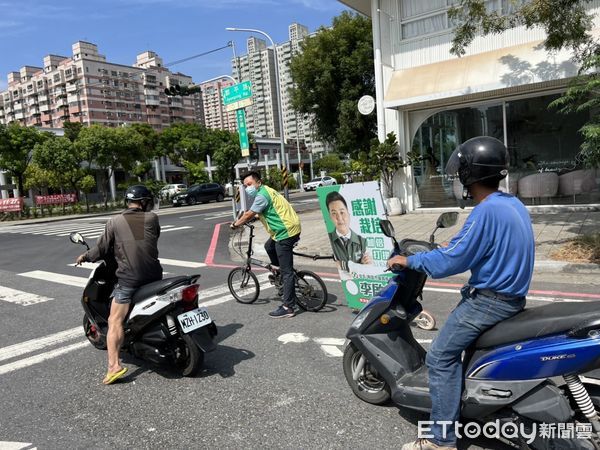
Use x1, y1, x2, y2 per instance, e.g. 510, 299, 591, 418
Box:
343, 213, 600, 449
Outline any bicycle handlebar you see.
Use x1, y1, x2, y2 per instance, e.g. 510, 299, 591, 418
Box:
292, 251, 334, 261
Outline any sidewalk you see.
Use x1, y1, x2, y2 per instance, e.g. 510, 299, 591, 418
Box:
242, 208, 600, 275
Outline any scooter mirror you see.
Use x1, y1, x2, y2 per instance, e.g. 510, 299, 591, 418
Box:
379, 220, 396, 238
436, 212, 459, 229
69, 232, 86, 245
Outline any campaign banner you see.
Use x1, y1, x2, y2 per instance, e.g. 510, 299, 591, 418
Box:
35, 193, 77, 206
0, 197, 24, 213
316, 181, 394, 310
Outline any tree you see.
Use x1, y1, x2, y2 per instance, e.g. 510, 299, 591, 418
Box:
0, 123, 49, 196
183, 160, 210, 185
313, 153, 346, 174
76, 125, 143, 207
212, 129, 242, 184
368, 133, 407, 198
449, 0, 600, 167
62, 121, 83, 142
33, 135, 96, 212
158, 123, 210, 164
289, 12, 376, 156
129, 123, 160, 179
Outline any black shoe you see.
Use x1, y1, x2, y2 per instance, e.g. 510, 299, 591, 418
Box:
269, 305, 295, 318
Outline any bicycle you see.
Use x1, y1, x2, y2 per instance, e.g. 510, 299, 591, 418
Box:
227, 223, 332, 312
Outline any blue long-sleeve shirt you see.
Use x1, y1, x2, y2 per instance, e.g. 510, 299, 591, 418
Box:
407, 192, 535, 297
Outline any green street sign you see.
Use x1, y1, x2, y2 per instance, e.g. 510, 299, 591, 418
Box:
236, 109, 250, 156
222, 81, 252, 107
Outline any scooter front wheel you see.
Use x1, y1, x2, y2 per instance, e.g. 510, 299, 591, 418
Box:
343, 343, 390, 405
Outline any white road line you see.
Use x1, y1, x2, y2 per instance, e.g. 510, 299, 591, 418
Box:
0, 286, 53, 306
0, 327, 82, 363
0, 441, 37, 449
18, 271, 88, 288
416, 339, 432, 344
313, 337, 345, 346
0, 341, 88, 376
423, 286, 587, 303
201, 281, 274, 307
161, 226, 193, 233
321, 345, 344, 357
159, 258, 206, 268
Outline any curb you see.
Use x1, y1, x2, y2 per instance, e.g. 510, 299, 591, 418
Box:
0, 210, 122, 227
535, 260, 600, 274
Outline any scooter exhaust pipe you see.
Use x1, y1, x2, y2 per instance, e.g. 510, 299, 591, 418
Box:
353, 354, 366, 381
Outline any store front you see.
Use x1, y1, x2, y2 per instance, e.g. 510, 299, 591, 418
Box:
409, 92, 599, 208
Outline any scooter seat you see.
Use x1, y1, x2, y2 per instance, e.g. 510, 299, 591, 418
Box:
475, 301, 600, 349
132, 276, 191, 303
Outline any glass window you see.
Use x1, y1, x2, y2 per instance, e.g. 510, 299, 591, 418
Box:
401, 0, 446, 18
402, 13, 447, 39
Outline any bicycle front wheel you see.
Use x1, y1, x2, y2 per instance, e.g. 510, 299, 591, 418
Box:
228, 267, 260, 304
295, 270, 328, 312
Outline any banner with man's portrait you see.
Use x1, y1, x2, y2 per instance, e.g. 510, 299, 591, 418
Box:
316, 181, 394, 310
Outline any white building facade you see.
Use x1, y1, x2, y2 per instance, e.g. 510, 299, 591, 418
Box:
340, 0, 600, 210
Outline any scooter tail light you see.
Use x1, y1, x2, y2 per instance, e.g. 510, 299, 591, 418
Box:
181, 284, 200, 302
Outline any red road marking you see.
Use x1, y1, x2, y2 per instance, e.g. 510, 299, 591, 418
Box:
204, 222, 229, 266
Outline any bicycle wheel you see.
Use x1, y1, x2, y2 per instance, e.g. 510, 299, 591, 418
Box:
295, 270, 328, 312
228, 267, 260, 304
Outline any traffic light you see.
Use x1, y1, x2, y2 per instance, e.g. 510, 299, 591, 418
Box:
250, 142, 259, 160
164, 85, 202, 96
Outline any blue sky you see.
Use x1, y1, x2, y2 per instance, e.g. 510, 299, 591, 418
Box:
0, 0, 350, 91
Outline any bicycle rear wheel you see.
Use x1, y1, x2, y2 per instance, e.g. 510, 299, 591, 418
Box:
295, 270, 328, 312
228, 267, 260, 304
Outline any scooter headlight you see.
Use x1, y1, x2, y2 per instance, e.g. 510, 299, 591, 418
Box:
351, 309, 369, 330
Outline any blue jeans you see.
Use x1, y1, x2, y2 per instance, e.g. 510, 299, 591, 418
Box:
426, 286, 525, 446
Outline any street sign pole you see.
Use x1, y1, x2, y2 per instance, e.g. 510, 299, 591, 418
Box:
236, 109, 250, 157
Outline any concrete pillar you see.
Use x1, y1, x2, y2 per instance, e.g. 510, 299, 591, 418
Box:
12, 176, 19, 198
309, 152, 314, 180
206, 154, 213, 181
154, 159, 161, 181
276, 153, 281, 170
0, 171, 8, 199
109, 169, 117, 201
161, 157, 166, 182
264, 154, 269, 173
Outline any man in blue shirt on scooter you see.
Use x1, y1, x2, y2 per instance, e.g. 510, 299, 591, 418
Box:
388, 136, 535, 450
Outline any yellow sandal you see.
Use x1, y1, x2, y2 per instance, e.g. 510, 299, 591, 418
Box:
102, 367, 128, 385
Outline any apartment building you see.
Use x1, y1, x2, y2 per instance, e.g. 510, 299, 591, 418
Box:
0, 41, 201, 131
340, 0, 600, 210
232, 23, 329, 156
200, 77, 236, 132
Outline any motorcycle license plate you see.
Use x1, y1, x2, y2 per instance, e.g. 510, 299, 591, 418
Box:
177, 307, 212, 333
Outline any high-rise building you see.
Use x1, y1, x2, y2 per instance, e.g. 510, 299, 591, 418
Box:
0, 41, 202, 131
199, 77, 236, 132
231, 23, 328, 155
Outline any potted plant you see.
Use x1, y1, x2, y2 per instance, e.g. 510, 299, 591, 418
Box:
369, 132, 406, 215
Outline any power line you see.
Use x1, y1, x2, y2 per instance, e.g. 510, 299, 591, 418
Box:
164, 42, 232, 68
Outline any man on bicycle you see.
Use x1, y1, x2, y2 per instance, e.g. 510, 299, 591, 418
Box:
231, 171, 301, 318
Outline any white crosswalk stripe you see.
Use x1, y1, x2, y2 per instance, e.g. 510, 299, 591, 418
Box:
0, 223, 188, 237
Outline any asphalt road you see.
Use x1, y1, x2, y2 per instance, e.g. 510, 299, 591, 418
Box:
1, 191, 599, 449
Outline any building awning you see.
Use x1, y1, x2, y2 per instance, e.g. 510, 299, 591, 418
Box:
338, 0, 370, 16
384, 40, 580, 110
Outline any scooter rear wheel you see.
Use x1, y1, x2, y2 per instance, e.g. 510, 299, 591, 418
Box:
343, 343, 390, 405
83, 314, 107, 350
177, 334, 204, 377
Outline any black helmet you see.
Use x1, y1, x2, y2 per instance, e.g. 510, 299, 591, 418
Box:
445, 136, 509, 189
125, 185, 154, 211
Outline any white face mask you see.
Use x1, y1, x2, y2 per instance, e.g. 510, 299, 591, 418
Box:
245, 185, 258, 197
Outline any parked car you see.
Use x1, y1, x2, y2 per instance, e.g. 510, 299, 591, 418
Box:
303, 176, 337, 191
159, 184, 187, 199
172, 183, 225, 206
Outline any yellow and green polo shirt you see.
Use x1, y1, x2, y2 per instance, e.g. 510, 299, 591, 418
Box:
250, 185, 301, 241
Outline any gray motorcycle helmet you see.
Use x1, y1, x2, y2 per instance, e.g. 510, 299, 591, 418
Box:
446, 136, 509, 199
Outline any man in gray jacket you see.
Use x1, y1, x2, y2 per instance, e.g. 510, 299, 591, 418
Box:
76, 185, 163, 384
